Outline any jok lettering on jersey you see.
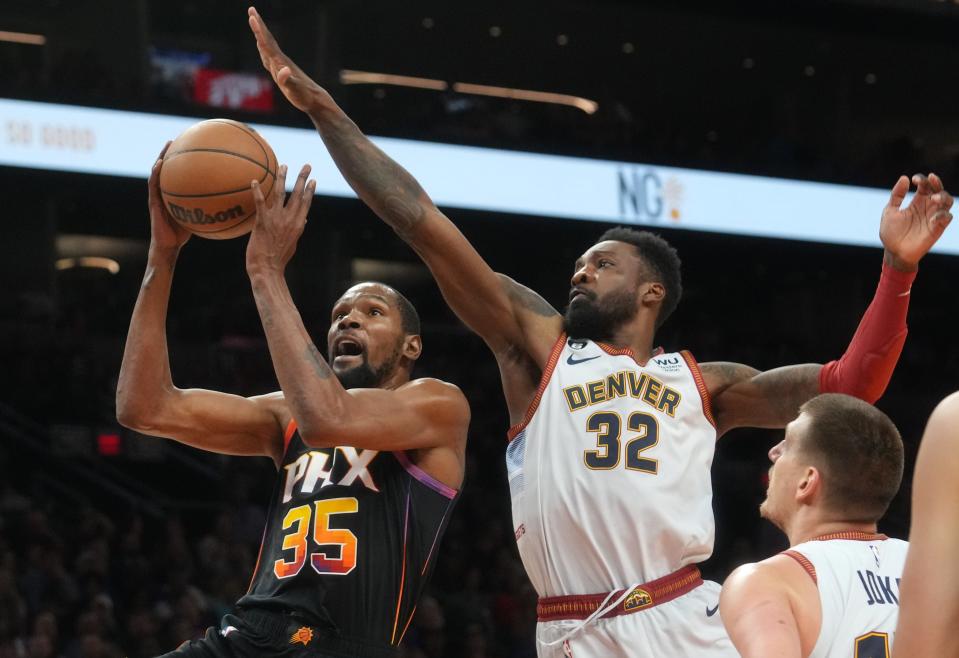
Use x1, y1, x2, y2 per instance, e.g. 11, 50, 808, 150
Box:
282, 447, 380, 503
856, 569, 901, 606
562, 370, 682, 417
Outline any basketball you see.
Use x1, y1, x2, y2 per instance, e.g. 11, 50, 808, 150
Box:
159, 119, 277, 239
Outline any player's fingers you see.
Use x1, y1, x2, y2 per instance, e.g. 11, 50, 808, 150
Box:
158, 139, 172, 160
933, 210, 953, 231
301, 180, 317, 217
251, 180, 268, 228
288, 164, 310, 213
248, 8, 280, 51
887, 175, 909, 209
274, 164, 288, 208
929, 172, 944, 194
932, 190, 954, 210
913, 173, 932, 196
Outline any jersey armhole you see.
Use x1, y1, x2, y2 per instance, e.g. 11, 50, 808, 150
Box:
680, 350, 717, 431
283, 419, 298, 455
506, 332, 568, 442
782, 550, 818, 585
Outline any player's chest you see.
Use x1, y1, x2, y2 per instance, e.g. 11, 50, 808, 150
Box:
280, 445, 386, 504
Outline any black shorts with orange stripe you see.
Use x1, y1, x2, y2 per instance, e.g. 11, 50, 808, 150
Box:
155, 608, 398, 658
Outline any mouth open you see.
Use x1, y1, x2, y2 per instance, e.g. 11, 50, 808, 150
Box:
332, 337, 365, 365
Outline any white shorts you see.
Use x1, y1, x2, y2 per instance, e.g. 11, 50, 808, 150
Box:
535, 580, 737, 658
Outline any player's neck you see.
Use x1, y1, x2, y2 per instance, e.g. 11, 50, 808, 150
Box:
379, 369, 412, 391
605, 317, 657, 363
786, 515, 879, 546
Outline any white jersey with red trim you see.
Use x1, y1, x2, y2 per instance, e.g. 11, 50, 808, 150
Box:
506, 334, 717, 597
786, 534, 908, 658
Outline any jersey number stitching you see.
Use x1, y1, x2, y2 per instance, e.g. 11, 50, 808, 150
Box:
273, 497, 359, 578
584, 411, 659, 474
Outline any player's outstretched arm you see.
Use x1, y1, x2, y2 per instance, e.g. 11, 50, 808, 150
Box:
893, 392, 959, 658
245, 166, 469, 487
704, 174, 953, 436
116, 145, 286, 464
246, 7, 562, 366
720, 557, 814, 658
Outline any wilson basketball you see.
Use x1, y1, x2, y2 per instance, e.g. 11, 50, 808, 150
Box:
159, 119, 277, 239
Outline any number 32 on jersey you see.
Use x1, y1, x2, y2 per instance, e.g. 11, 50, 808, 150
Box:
584, 411, 659, 474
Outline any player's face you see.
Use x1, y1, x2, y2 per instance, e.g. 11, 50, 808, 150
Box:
564, 241, 645, 341
327, 284, 407, 389
760, 414, 812, 529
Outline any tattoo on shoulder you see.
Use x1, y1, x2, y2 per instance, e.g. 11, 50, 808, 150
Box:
500, 277, 559, 318
701, 362, 758, 388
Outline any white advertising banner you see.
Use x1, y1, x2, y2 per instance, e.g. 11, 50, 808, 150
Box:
1, 97, 954, 254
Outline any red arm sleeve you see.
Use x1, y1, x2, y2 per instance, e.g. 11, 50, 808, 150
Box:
819, 263, 916, 403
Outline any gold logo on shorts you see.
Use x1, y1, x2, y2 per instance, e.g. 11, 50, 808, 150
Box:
290, 626, 314, 645
623, 587, 653, 611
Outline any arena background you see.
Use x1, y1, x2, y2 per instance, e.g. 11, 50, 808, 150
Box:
2, 1, 958, 656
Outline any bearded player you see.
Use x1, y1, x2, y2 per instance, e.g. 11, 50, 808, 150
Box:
721, 394, 907, 658
249, 7, 953, 655
117, 149, 469, 657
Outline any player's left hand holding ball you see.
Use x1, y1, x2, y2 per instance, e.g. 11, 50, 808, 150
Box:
148, 141, 192, 251
880, 172, 953, 271
245, 163, 317, 275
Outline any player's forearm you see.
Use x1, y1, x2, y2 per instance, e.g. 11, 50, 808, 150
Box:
249, 269, 348, 443
306, 103, 433, 243
819, 262, 915, 402
116, 245, 180, 428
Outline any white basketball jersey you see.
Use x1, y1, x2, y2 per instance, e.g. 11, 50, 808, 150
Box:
786, 534, 908, 658
506, 334, 717, 597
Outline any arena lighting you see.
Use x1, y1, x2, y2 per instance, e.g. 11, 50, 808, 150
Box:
0, 30, 46, 45
452, 82, 599, 114
55, 257, 120, 274
339, 70, 448, 91
339, 69, 599, 114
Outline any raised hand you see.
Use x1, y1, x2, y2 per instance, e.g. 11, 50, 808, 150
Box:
246, 164, 317, 275
248, 6, 333, 113
880, 173, 953, 271
148, 142, 191, 250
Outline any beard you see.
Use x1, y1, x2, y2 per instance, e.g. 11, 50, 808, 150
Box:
334, 343, 402, 390
563, 287, 640, 343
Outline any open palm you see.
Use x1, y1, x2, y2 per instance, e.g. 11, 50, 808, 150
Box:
880, 173, 953, 270
248, 7, 332, 113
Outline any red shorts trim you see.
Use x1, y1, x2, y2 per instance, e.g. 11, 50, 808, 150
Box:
537, 565, 703, 622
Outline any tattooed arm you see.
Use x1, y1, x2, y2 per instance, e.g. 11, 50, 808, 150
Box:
245, 164, 470, 486
116, 146, 286, 464
700, 362, 821, 437
248, 9, 562, 368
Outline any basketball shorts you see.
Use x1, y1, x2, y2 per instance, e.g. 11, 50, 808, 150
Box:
535, 580, 738, 658
155, 608, 398, 658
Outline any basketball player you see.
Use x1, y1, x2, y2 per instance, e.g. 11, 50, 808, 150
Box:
116, 147, 470, 657
248, 8, 953, 655
720, 394, 907, 658
891, 392, 959, 657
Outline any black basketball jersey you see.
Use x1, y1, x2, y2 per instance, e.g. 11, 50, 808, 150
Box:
237, 422, 459, 647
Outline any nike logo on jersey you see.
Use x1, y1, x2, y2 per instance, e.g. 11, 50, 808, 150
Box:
567, 354, 600, 366
706, 604, 719, 617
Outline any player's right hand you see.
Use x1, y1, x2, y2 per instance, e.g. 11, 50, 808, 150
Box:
148, 142, 191, 250
248, 6, 333, 114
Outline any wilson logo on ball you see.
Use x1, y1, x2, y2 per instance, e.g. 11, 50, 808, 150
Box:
168, 202, 245, 225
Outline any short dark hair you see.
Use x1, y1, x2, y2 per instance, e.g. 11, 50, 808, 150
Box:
374, 283, 420, 336
596, 228, 682, 328
798, 394, 904, 523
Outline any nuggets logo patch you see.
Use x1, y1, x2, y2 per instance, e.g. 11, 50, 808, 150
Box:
623, 587, 653, 612
290, 627, 313, 646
